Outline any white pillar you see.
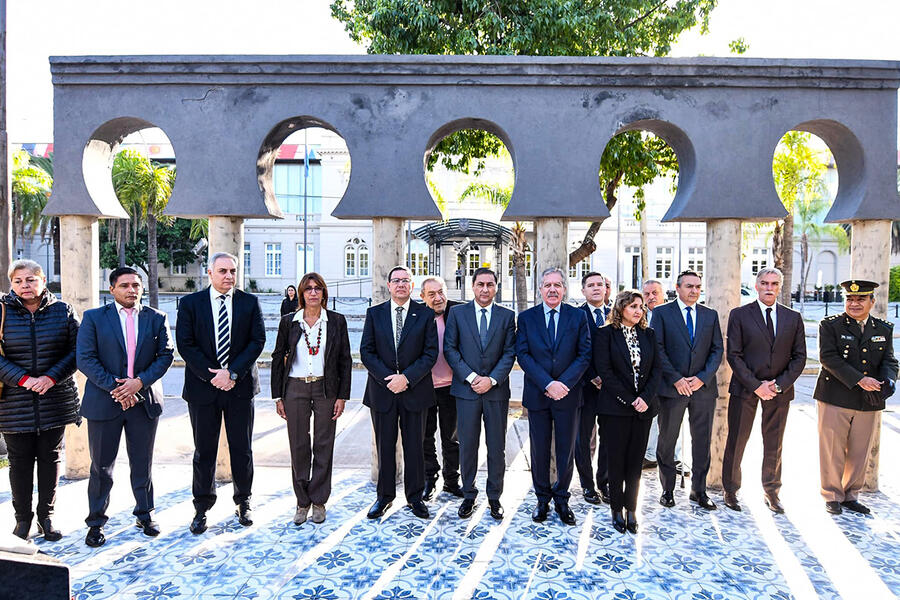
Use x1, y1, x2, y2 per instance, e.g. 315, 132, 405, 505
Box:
208, 216, 245, 483
60, 215, 99, 480
850, 219, 890, 491
534, 218, 568, 303
704, 219, 742, 490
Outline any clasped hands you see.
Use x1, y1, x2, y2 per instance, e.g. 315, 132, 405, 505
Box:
754, 380, 779, 400
544, 380, 569, 401
674, 376, 704, 396
470, 375, 493, 395
209, 368, 236, 391
111, 377, 142, 410
385, 373, 409, 394
858, 376, 882, 392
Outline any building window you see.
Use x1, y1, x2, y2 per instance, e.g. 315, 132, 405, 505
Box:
265, 243, 282, 276
569, 254, 590, 279
244, 243, 251, 275
508, 249, 533, 278
655, 247, 673, 280
171, 263, 187, 275
467, 248, 481, 275
406, 239, 429, 276
687, 247, 704, 277
273, 161, 322, 217
297, 243, 314, 275
359, 245, 369, 277
751, 247, 768, 276
344, 245, 356, 277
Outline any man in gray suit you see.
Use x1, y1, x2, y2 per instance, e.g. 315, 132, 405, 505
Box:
444, 267, 516, 520
651, 270, 723, 510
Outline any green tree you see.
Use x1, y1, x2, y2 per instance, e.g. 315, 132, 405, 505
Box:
10, 150, 53, 252
332, 0, 714, 267
793, 192, 849, 315
111, 150, 175, 307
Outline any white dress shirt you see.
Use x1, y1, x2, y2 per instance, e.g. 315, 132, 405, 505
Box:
390, 298, 412, 342
757, 299, 777, 335
289, 309, 327, 378
210, 285, 234, 337
675, 297, 698, 326
114, 300, 140, 345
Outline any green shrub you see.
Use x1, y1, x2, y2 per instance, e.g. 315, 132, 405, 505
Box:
889, 266, 900, 302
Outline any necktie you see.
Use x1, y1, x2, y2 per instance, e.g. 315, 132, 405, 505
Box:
216, 295, 230, 369
594, 308, 604, 328
124, 308, 136, 378
395, 306, 404, 349
765, 307, 775, 339
857, 320, 865, 337
685, 306, 694, 344
548, 308, 557, 345
479, 308, 489, 348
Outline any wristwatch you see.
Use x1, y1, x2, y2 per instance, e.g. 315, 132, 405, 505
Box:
773, 383, 782, 393
228, 370, 238, 381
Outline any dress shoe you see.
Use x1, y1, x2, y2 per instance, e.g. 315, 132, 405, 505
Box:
189, 511, 208, 534
625, 510, 639, 534
723, 492, 742, 512
311, 504, 327, 523
85, 526, 105, 547
12, 520, 30, 540
37, 518, 62, 542
236, 502, 254, 526
599, 484, 611, 504
532, 501, 550, 523
367, 499, 392, 519
408, 500, 430, 519
423, 479, 437, 501
488, 499, 504, 521
294, 505, 310, 525
611, 509, 626, 533
642, 458, 657, 470
689, 491, 717, 511
764, 494, 785, 514
675, 461, 690, 477
555, 501, 576, 526
841, 500, 871, 515
825, 501, 843, 515
659, 491, 675, 508
443, 482, 464, 498
135, 518, 160, 537
458, 498, 476, 519
583, 489, 602, 505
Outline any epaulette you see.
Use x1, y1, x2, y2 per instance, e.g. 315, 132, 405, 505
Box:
824, 314, 840, 321
873, 316, 893, 329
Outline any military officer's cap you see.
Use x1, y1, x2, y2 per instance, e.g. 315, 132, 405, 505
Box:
839, 279, 879, 295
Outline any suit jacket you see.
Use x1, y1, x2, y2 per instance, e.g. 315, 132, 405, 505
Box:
651, 300, 724, 401
270, 309, 353, 402
77, 303, 174, 421
516, 303, 591, 411
726, 302, 806, 400
175, 287, 266, 403
360, 299, 438, 413
579, 303, 607, 408
593, 324, 661, 419
814, 312, 898, 411
443, 301, 516, 402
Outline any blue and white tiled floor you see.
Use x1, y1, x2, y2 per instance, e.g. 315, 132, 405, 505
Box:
4, 380, 900, 599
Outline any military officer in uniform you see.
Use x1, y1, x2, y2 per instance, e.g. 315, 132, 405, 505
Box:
814, 279, 897, 515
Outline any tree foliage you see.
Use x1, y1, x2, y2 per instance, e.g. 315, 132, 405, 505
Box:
11, 150, 53, 246
99, 218, 199, 275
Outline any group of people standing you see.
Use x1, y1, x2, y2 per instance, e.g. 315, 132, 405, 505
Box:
0, 252, 894, 545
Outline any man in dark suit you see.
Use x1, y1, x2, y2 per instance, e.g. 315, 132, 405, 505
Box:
419, 276, 462, 501
176, 252, 266, 533
444, 267, 516, 520
651, 270, 723, 511
575, 271, 610, 505
815, 279, 897, 515
77, 267, 174, 547
517, 267, 591, 525
361, 266, 438, 520
723, 267, 806, 513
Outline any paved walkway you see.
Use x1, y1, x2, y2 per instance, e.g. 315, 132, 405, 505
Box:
3, 374, 900, 599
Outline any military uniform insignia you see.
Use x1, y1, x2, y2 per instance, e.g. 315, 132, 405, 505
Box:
850, 282, 860, 293
872, 336, 886, 342
840, 335, 854, 340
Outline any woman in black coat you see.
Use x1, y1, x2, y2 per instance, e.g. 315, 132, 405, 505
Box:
271, 272, 352, 526
593, 289, 661, 535
280, 285, 299, 316
0, 260, 80, 541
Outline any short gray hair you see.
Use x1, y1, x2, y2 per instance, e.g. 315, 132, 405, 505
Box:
208, 252, 238, 269
756, 267, 784, 285
642, 279, 663, 291
420, 275, 446, 290
8, 259, 44, 279
540, 267, 567, 288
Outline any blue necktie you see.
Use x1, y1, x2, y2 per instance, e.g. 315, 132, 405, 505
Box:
594, 308, 604, 328
686, 306, 694, 344
479, 308, 489, 348
548, 308, 557, 345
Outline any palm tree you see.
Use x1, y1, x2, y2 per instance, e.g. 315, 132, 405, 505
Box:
794, 194, 849, 315
111, 149, 175, 308
10, 149, 53, 253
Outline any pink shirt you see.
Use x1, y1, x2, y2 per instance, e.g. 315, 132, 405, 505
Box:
432, 314, 453, 388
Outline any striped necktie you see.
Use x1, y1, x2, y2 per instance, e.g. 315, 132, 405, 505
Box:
216, 295, 230, 369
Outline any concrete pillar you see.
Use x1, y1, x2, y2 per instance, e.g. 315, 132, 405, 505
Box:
704, 219, 742, 490
850, 219, 890, 491
534, 218, 568, 303
370, 217, 405, 481
60, 215, 99, 480
208, 216, 245, 483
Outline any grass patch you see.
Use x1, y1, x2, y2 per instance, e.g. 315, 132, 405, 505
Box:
0, 457, 8, 469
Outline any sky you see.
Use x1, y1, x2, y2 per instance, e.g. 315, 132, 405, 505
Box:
5, 0, 900, 142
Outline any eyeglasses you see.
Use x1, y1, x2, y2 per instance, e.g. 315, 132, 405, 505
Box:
390, 278, 411, 284
304, 286, 324, 293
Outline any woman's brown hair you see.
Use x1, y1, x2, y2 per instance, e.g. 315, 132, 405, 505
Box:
297, 272, 328, 311
608, 289, 648, 329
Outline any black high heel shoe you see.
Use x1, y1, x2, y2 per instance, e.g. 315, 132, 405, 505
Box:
12, 520, 30, 540
37, 517, 63, 542
611, 509, 626, 534
625, 510, 638, 534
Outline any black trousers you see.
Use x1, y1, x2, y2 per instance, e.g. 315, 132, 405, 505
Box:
722, 394, 790, 495
188, 392, 255, 511
86, 407, 158, 527
574, 401, 608, 492
282, 378, 336, 507
657, 395, 714, 495
458, 396, 508, 501
5, 427, 65, 522
528, 403, 579, 503
371, 404, 427, 503
424, 386, 459, 485
604, 415, 652, 512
